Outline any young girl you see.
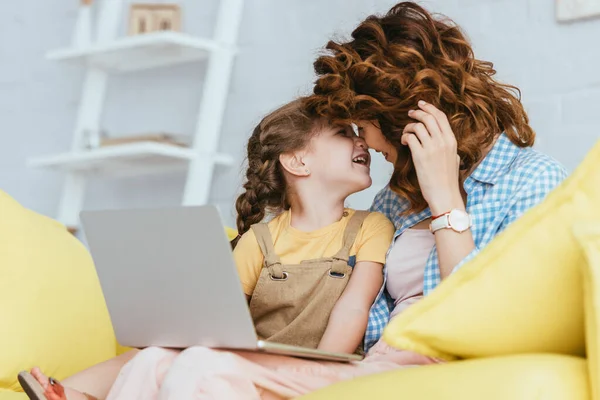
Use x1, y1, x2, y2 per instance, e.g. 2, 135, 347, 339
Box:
19, 98, 397, 400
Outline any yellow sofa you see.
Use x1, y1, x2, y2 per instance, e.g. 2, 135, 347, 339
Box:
0, 191, 236, 399
0, 190, 117, 399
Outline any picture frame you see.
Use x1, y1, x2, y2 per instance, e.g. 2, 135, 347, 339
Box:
128, 3, 182, 35
556, 0, 600, 22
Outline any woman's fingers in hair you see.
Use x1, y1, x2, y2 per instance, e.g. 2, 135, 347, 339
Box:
403, 122, 432, 145
407, 108, 442, 139
416, 101, 455, 144
401, 133, 423, 154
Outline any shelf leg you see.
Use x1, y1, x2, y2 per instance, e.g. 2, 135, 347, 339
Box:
183, 0, 245, 205
57, 172, 87, 228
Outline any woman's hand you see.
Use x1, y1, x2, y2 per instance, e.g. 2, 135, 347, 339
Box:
403, 101, 475, 280
402, 100, 464, 215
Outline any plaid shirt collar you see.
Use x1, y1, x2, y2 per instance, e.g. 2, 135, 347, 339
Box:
468, 134, 521, 185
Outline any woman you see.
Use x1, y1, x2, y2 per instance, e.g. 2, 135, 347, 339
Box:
304, 1, 567, 350
21, 2, 567, 399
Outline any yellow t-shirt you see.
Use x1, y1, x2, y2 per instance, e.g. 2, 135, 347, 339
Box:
233, 209, 395, 295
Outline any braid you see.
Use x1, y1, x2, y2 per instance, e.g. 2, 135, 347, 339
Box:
231, 99, 318, 249
235, 129, 286, 235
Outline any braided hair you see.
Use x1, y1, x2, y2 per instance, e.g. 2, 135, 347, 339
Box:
231, 99, 322, 249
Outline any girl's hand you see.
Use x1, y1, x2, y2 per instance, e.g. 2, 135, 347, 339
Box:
402, 100, 464, 215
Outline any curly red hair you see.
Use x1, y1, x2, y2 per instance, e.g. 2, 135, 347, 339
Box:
304, 1, 534, 214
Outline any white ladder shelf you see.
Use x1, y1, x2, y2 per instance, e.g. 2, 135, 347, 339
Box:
28, 0, 244, 229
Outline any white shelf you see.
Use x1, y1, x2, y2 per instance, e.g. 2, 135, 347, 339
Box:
28, 142, 234, 177
47, 31, 227, 73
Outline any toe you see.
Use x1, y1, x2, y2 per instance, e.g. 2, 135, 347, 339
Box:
45, 384, 66, 400
30, 367, 50, 390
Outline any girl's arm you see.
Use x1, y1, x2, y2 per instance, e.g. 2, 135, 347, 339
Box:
317, 261, 383, 354
233, 230, 264, 300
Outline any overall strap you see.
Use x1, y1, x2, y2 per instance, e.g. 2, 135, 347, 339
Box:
250, 224, 285, 279
331, 211, 369, 274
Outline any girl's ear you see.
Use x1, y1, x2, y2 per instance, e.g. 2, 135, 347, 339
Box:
279, 152, 310, 177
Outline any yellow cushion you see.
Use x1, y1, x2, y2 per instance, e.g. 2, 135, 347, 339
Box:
574, 222, 600, 400
0, 191, 117, 392
0, 390, 27, 400
301, 354, 589, 400
225, 226, 238, 241
384, 139, 600, 360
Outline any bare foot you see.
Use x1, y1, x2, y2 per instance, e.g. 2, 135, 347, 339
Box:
29, 368, 90, 400
29, 367, 66, 400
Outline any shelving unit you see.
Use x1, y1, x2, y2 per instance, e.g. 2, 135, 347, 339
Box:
28, 0, 244, 229
46, 31, 224, 72
29, 142, 234, 177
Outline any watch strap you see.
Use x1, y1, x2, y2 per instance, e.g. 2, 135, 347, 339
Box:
430, 213, 450, 233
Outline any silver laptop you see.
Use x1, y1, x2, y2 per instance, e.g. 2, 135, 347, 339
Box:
80, 206, 363, 363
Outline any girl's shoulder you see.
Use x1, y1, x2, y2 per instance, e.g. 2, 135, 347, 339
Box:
234, 212, 287, 252
345, 208, 395, 235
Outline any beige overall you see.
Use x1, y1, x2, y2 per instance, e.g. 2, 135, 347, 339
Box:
248, 211, 369, 352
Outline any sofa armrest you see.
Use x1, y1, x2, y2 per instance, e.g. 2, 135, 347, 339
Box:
300, 354, 589, 400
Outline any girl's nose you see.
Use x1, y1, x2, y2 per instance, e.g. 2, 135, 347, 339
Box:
354, 136, 368, 150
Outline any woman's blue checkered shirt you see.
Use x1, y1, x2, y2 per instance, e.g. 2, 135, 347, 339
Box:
363, 134, 568, 351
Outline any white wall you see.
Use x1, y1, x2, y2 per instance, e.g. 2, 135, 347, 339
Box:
1, 0, 598, 227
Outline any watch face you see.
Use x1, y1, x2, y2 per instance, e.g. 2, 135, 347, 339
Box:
449, 209, 470, 232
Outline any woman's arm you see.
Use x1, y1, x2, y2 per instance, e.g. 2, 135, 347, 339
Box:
402, 100, 476, 279
428, 196, 476, 280
317, 261, 383, 354
403, 101, 566, 280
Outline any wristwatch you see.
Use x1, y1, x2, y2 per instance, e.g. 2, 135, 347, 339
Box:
430, 209, 472, 233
